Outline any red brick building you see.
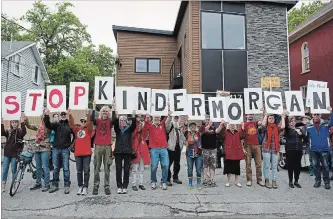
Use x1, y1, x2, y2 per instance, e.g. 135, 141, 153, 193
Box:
289, 1, 333, 106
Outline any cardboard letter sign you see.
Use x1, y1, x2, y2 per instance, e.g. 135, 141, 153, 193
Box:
227, 98, 243, 124
25, 90, 45, 116
309, 88, 330, 114
187, 94, 205, 120
244, 88, 262, 114
151, 89, 169, 116
306, 80, 327, 107
169, 89, 187, 116
47, 86, 66, 112
264, 91, 283, 115
285, 91, 305, 116
94, 76, 114, 105
69, 82, 89, 110
2, 92, 21, 120
115, 86, 135, 114
208, 97, 228, 122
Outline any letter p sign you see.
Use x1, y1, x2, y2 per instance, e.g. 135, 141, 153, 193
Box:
69, 82, 89, 110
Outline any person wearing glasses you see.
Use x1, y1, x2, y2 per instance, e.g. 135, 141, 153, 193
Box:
68, 109, 93, 196
307, 107, 333, 190
44, 109, 72, 194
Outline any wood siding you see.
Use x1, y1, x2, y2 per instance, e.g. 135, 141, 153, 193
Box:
116, 32, 177, 89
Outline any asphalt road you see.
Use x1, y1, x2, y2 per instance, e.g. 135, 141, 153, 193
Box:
1, 152, 333, 219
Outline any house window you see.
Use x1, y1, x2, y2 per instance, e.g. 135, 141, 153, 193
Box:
223, 14, 246, 50
301, 85, 307, 106
201, 1, 221, 11
201, 12, 222, 49
33, 65, 39, 84
9, 54, 22, 76
135, 58, 161, 73
301, 42, 310, 73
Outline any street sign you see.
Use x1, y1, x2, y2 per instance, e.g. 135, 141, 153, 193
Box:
261, 77, 280, 88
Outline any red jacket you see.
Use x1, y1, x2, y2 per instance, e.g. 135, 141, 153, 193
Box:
222, 128, 245, 160
144, 117, 169, 148
132, 121, 150, 165
69, 113, 93, 157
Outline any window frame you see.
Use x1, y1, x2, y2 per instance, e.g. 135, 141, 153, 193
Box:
134, 58, 161, 74
33, 65, 39, 85
9, 54, 22, 77
222, 13, 246, 50
301, 42, 310, 74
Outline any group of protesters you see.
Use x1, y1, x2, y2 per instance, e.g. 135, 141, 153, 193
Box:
2, 99, 333, 195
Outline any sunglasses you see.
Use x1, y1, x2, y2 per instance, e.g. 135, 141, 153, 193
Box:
313, 114, 320, 116
60, 113, 66, 116
80, 120, 87, 123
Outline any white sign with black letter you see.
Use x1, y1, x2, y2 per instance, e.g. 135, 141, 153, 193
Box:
151, 89, 169, 116
306, 80, 327, 107
308, 88, 330, 114
94, 76, 114, 105
115, 86, 135, 114
136, 88, 151, 115
208, 97, 228, 122
244, 88, 263, 114
285, 91, 305, 116
227, 98, 243, 124
187, 94, 205, 120
264, 91, 283, 115
169, 89, 187, 116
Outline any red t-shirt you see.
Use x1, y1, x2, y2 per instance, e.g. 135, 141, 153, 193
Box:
74, 126, 92, 156
144, 117, 168, 148
94, 118, 112, 146
244, 121, 259, 146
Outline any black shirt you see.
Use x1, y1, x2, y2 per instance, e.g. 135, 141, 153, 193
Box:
201, 126, 217, 149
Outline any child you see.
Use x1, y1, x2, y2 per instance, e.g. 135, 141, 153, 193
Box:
68, 109, 93, 196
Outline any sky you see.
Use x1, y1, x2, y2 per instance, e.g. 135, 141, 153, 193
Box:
1, 0, 322, 54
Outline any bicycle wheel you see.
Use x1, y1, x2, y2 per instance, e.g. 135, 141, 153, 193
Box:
10, 165, 26, 197
31, 159, 36, 169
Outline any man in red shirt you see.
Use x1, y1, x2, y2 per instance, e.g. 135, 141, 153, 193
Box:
91, 101, 114, 195
144, 111, 172, 190
244, 114, 265, 187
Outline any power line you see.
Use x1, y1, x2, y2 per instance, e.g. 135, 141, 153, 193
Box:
1, 15, 35, 35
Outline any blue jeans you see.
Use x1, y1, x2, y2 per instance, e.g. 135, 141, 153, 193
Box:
2, 156, 17, 182
52, 148, 71, 187
262, 152, 278, 181
186, 155, 202, 178
311, 151, 330, 184
150, 148, 169, 184
35, 151, 51, 186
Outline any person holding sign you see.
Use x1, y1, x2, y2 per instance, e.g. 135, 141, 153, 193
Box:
112, 110, 137, 194
24, 112, 52, 192
199, 118, 224, 187
131, 117, 150, 191
183, 120, 202, 190
261, 111, 286, 189
307, 107, 333, 190
283, 116, 308, 188
68, 109, 93, 196
1, 116, 26, 193
144, 111, 172, 190
91, 101, 114, 195
166, 116, 186, 186
219, 121, 245, 187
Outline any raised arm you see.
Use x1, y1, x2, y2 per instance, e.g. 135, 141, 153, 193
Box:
91, 100, 97, 126
19, 115, 27, 138
280, 111, 286, 129
68, 109, 75, 131
327, 107, 333, 129
86, 110, 93, 135
44, 109, 57, 130
24, 115, 39, 131
1, 118, 8, 137
163, 111, 173, 130
215, 121, 225, 134
129, 114, 137, 132
261, 113, 268, 127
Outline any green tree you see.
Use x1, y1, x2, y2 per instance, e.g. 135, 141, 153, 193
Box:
1, 14, 32, 41
288, 0, 328, 32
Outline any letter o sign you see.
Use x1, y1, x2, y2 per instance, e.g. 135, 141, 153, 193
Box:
49, 89, 63, 108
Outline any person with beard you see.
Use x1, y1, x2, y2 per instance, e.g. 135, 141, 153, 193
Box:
243, 114, 265, 187
199, 116, 224, 187
131, 116, 150, 191
1, 116, 26, 193
113, 111, 137, 194
166, 116, 186, 186
44, 109, 72, 194
91, 101, 114, 195
261, 111, 286, 189
307, 107, 333, 190
68, 109, 93, 196
144, 111, 172, 190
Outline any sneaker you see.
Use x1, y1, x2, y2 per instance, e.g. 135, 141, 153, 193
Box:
117, 188, 122, 194
77, 187, 83, 195
30, 184, 42, 191
92, 187, 98, 195
132, 186, 138, 191
166, 181, 172, 186
139, 185, 146, 190
314, 181, 321, 188
210, 181, 216, 187
49, 186, 59, 193
257, 181, 265, 187
151, 183, 157, 190
122, 188, 128, 194
42, 185, 50, 192
202, 179, 208, 187
294, 182, 302, 188
289, 182, 295, 188
81, 187, 88, 196
161, 183, 167, 190
173, 179, 182, 184
324, 183, 331, 190
196, 182, 201, 190
265, 179, 272, 189
272, 181, 278, 189
105, 187, 111, 195
246, 181, 252, 187
188, 181, 193, 190
64, 187, 70, 194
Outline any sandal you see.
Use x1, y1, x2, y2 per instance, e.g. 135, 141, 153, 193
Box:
225, 182, 230, 187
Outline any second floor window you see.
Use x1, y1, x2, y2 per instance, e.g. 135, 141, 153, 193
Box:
135, 58, 161, 73
9, 54, 22, 76
301, 42, 310, 73
33, 65, 39, 84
